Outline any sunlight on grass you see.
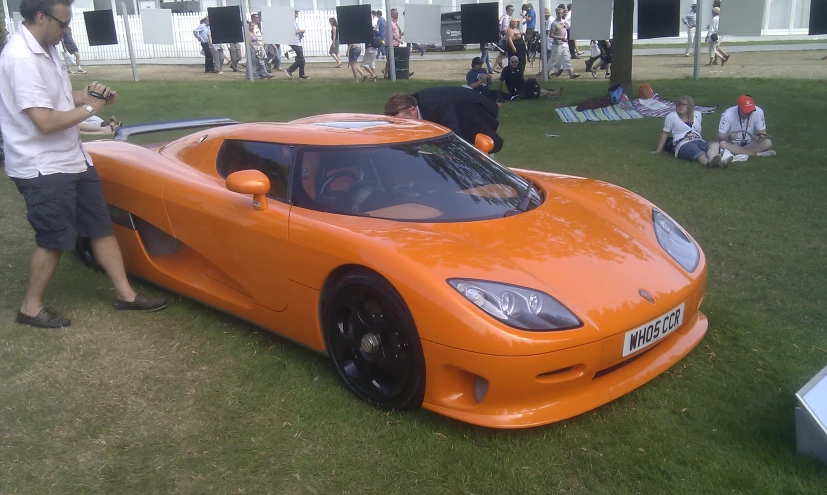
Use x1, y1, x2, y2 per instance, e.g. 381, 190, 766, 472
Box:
1, 78, 826, 494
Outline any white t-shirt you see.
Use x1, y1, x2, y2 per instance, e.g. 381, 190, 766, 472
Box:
0, 23, 92, 179
663, 111, 703, 157
499, 13, 511, 37
708, 16, 719, 36
718, 106, 767, 145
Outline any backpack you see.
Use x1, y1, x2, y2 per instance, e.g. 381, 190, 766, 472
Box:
608, 84, 623, 105
522, 78, 541, 100
370, 32, 383, 49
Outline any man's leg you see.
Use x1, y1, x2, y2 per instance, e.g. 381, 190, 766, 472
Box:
685, 27, 694, 56
295, 46, 307, 77
720, 139, 774, 157
287, 45, 300, 75
90, 236, 136, 303
19, 247, 62, 317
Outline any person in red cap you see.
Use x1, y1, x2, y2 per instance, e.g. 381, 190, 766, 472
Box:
717, 95, 776, 159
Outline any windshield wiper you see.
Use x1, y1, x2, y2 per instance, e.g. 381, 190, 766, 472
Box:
504, 180, 535, 217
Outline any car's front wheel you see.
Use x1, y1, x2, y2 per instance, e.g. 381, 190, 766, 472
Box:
321, 270, 426, 410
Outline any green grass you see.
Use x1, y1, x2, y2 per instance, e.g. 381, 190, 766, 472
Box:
1, 77, 826, 494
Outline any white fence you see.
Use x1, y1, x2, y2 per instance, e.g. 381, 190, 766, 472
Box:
4, 10, 350, 61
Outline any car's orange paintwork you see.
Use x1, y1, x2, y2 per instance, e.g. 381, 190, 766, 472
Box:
85, 114, 708, 429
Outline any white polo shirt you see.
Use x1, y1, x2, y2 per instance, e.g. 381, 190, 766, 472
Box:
0, 23, 91, 179
718, 105, 767, 145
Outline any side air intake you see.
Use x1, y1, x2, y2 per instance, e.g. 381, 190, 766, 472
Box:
134, 217, 182, 256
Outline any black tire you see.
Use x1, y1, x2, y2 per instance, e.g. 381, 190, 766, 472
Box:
321, 270, 425, 410
74, 237, 102, 271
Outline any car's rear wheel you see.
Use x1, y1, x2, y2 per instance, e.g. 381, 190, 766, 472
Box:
74, 237, 102, 271
321, 270, 425, 410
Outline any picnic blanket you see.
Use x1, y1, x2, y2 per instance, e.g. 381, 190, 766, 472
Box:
555, 103, 644, 123
632, 95, 718, 117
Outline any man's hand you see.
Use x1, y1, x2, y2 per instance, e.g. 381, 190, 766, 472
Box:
83, 81, 117, 108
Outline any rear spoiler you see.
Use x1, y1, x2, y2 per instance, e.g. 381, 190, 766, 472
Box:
113, 117, 240, 142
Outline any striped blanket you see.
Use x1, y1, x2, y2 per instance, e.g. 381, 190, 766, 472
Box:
632, 95, 718, 117
555, 104, 644, 123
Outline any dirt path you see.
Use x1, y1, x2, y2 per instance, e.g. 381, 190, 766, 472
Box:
83, 48, 827, 83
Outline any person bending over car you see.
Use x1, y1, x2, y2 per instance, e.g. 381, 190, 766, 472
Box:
717, 95, 776, 159
384, 87, 505, 153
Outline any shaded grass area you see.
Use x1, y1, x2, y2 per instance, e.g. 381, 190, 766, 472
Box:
1, 77, 826, 494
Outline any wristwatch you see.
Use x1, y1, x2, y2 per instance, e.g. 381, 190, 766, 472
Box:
83, 104, 95, 114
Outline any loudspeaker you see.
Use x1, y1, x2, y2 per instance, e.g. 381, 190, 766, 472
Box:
810, 0, 827, 35
208, 6, 244, 44
336, 5, 373, 44
461, 3, 499, 44
637, 0, 680, 40
83, 10, 118, 46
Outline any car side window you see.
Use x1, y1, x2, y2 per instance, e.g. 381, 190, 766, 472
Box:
217, 139, 293, 201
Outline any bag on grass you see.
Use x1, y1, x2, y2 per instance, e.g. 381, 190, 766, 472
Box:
638, 83, 654, 100
608, 84, 623, 105
522, 78, 542, 100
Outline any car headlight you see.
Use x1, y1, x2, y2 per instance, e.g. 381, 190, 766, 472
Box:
652, 209, 700, 272
448, 279, 582, 331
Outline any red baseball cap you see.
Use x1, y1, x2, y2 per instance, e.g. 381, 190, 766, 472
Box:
738, 95, 755, 114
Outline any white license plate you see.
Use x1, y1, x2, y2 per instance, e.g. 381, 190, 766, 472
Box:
622, 303, 685, 357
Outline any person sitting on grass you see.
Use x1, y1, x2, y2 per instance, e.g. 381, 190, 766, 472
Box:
497, 56, 563, 102
465, 57, 497, 101
654, 95, 730, 168
717, 95, 776, 159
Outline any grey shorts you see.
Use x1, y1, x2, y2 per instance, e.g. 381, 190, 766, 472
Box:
11, 167, 113, 251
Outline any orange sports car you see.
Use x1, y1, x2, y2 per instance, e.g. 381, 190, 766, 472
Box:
79, 114, 708, 429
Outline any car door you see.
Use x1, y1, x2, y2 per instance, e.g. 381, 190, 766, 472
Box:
163, 139, 293, 312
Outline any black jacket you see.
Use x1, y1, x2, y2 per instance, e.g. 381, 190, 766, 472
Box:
412, 86, 504, 153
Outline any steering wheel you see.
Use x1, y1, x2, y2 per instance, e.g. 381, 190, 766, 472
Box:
319, 170, 360, 198
347, 181, 384, 214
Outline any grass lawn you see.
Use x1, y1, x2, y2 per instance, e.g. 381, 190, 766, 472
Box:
1, 77, 825, 494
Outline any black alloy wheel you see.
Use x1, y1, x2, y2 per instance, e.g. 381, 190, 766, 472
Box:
74, 237, 102, 271
322, 271, 425, 410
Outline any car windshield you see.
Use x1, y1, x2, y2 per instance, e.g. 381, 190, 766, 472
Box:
291, 135, 542, 222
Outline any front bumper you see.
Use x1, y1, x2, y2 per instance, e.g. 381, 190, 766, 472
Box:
420, 309, 708, 429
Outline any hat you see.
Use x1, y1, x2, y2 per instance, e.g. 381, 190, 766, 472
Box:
544, 7, 551, 15
712, 6, 720, 14
471, 57, 483, 67
738, 95, 755, 114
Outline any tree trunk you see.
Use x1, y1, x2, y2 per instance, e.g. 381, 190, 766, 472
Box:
611, 0, 634, 94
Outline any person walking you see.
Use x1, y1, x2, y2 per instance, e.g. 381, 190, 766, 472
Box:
705, 7, 729, 66
329, 17, 342, 68
681, 3, 698, 57
248, 14, 272, 79
286, 10, 309, 79
0, 0, 168, 328
60, 26, 85, 73
193, 16, 216, 73
546, 8, 579, 79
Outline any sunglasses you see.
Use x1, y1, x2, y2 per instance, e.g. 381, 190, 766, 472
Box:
44, 11, 71, 29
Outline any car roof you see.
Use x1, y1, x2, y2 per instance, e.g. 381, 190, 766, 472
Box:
205, 113, 452, 146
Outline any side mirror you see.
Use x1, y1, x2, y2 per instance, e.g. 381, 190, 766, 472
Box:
226, 170, 270, 211
474, 133, 495, 154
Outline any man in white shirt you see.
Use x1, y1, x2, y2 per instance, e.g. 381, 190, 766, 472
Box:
495, 5, 514, 71
546, 8, 579, 79
681, 3, 697, 57
192, 16, 219, 74
286, 10, 309, 79
0, 0, 167, 328
718, 95, 776, 158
